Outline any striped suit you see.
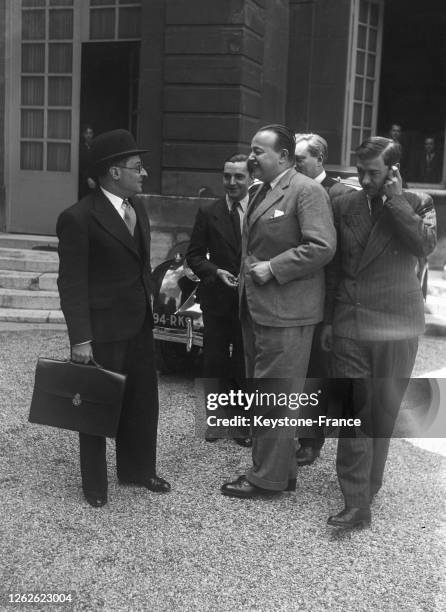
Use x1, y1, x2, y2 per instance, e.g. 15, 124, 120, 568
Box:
325, 188, 436, 507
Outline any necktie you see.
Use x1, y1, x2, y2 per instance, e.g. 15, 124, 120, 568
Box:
370, 196, 383, 224
122, 198, 136, 236
230, 201, 241, 244
248, 182, 271, 219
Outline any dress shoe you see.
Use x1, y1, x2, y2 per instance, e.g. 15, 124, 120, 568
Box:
327, 507, 371, 529
119, 475, 171, 493
296, 445, 320, 466
221, 475, 295, 499
232, 435, 252, 448
84, 493, 107, 508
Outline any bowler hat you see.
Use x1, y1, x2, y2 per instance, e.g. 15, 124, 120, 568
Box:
90, 129, 149, 167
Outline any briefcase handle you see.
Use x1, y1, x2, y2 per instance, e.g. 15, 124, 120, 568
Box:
67, 358, 104, 369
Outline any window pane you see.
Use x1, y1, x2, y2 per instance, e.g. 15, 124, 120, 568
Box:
49, 43, 73, 72
350, 153, 356, 167
364, 78, 374, 102
22, 43, 45, 73
355, 77, 364, 100
359, 0, 368, 24
363, 104, 373, 127
119, 0, 138, 4
370, 3, 379, 27
21, 142, 43, 170
47, 109, 71, 138
90, 8, 115, 39
366, 53, 376, 77
21, 109, 44, 138
351, 128, 361, 149
91, 0, 115, 5
49, 9, 73, 39
22, 0, 45, 6
357, 25, 367, 50
118, 6, 141, 38
368, 28, 377, 52
353, 103, 362, 126
363, 129, 371, 140
50, 0, 74, 5
21, 76, 45, 105
48, 76, 72, 105
356, 51, 365, 75
22, 10, 46, 40
47, 142, 70, 171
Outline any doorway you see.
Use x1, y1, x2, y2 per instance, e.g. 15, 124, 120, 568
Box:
80, 41, 140, 139
377, 0, 446, 184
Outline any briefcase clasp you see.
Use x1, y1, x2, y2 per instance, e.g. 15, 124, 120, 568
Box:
72, 393, 82, 407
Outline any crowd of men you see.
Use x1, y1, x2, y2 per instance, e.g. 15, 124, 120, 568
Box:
57, 124, 437, 530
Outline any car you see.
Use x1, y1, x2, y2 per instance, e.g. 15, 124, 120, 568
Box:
152, 240, 203, 374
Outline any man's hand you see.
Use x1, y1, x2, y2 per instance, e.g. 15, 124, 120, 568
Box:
71, 341, 94, 364
383, 165, 403, 200
320, 324, 333, 352
216, 268, 239, 288
250, 261, 273, 285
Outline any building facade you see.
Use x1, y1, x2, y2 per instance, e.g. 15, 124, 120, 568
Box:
0, 0, 445, 263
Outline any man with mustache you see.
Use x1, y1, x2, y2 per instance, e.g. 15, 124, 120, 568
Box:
57, 129, 170, 507
221, 124, 336, 498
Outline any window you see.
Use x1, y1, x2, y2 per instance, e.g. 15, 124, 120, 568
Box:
89, 0, 141, 41
20, 0, 74, 171
343, 0, 384, 167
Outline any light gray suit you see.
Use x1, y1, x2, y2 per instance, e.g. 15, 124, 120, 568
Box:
240, 167, 336, 490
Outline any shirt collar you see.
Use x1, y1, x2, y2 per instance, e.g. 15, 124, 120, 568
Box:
100, 186, 126, 218
270, 168, 293, 190
226, 192, 249, 213
314, 170, 326, 184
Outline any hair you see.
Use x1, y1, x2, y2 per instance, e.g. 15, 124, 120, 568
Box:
295, 133, 328, 162
224, 153, 249, 165
355, 136, 401, 166
258, 123, 296, 163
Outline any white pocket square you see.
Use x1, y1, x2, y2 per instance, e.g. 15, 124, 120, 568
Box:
273, 209, 284, 218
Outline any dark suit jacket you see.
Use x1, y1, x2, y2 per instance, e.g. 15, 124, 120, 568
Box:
325, 189, 437, 341
56, 189, 154, 346
186, 198, 241, 318
415, 152, 442, 183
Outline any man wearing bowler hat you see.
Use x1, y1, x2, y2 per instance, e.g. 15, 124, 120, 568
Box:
56, 129, 170, 507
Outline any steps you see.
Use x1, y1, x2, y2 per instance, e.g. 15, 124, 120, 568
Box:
0, 234, 64, 325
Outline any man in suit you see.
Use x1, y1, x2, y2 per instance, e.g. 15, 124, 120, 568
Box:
57, 129, 170, 507
294, 133, 352, 466
186, 154, 251, 447
416, 137, 442, 183
321, 136, 436, 528
221, 124, 336, 499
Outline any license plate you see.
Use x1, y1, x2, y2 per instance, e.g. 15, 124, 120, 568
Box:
153, 312, 187, 328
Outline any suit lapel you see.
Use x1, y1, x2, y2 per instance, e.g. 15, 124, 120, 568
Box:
132, 196, 150, 263
91, 190, 140, 259
342, 191, 372, 250
213, 198, 238, 253
248, 169, 293, 227
358, 208, 393, 272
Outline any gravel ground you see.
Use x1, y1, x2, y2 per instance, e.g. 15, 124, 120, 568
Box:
0, 330, 445, 612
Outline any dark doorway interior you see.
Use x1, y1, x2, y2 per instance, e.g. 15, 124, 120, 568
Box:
80, 41, 140, 138
377, 0, 446, 183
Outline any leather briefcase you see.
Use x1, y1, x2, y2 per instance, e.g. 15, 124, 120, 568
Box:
29, 358, 127, 437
